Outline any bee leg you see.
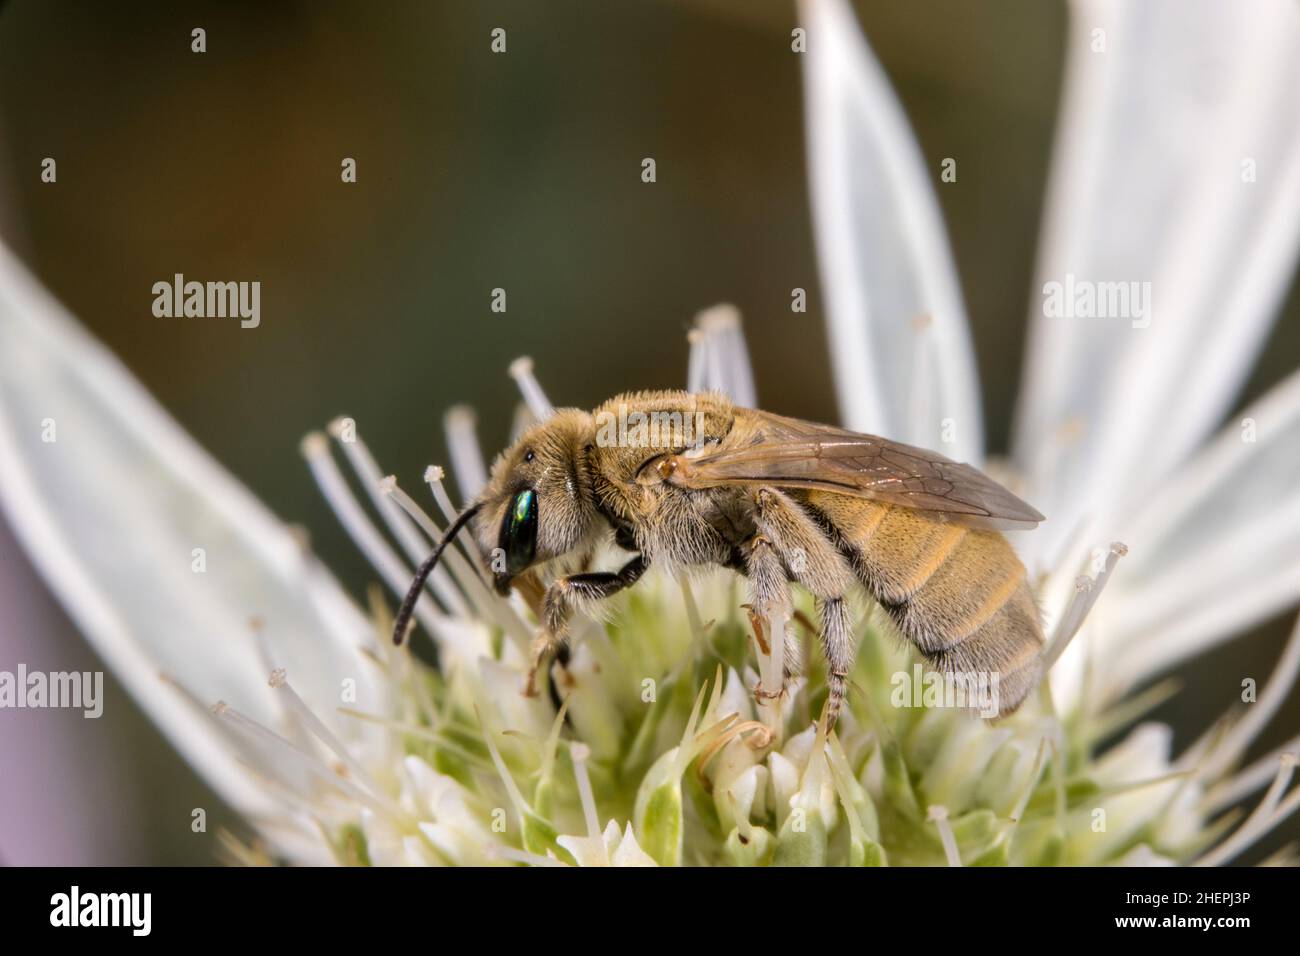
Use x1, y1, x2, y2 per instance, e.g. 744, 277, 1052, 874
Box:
817, 596, 854, 731
782, 619, 804, 686
742, 603, 801, 696
523, 555, 648, 697
523, 633, 559, 699
745, 534, 793, 703
750, 487, 858, 732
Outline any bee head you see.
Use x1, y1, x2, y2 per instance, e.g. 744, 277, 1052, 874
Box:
474, 409, 598, 594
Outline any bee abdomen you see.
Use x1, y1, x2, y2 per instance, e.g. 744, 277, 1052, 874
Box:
892, 531, 1027, 652
892, 530, 1042, 716
832, 501, 1044, 717
849, 505, 967, 603
930, 584, 1043, 716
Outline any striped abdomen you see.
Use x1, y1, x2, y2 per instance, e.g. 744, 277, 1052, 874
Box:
806, 491, 1043, 716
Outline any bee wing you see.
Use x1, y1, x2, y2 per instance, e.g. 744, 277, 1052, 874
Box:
672, 410, 1044, 530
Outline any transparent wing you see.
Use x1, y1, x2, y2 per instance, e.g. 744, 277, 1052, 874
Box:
671, 410, 1044, 530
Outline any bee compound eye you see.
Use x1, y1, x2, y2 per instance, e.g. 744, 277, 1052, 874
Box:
501, 488, 538, 573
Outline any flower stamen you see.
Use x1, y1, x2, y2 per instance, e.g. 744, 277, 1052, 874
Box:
1195, 754, 1299, 866
689, 304, 756, 406
270, 669, 382, 794
443, 405, 488, 501
301, 432, 452, 644
330, 419, 470, 618
423, 466, 499, 594
212, 700, 408, 826
508, 357, 555, 420
926, 804, 962, 867
1193, 613, 1300, 782
569, 742, 602, 842
1041, 541, 1128, 672
1205, 732, 1300, 813
382, 474, 525, 643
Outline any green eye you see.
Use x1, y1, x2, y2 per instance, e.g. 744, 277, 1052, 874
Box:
501, 489, 537, 574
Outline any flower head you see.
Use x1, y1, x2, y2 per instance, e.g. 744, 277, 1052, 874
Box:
2, 0, 1300, 866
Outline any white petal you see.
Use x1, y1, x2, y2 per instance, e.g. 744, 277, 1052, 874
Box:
0, 242, 388, 818
1100, 369, 1300, 686
919, 720, 1013, 816
779, 723, 818, 773
1115, 844, 1177, 867
718, 764, 767, 833
609, 822, 659, 867
798, 0, 982, 461
1083, 722, 1191, 861
717, 666, 755, 723
767, 751, 800, 826
475, 656, 554, 741
1014, 0, 1300, 567
560, 639, 625, 761
1094, 721, 1174, 780
359, 807, 410, 867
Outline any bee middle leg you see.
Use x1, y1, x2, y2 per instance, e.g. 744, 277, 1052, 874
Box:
523, 554, 648, 697
751, 488, 859, 730
744, 534, 795, 702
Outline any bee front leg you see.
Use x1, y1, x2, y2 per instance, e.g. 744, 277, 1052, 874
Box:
523, 555, 648, 697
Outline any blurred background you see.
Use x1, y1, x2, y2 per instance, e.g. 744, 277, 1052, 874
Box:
0, 0, 1297, 864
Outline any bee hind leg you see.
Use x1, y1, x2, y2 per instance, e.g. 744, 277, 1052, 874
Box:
816, 596, 854, 731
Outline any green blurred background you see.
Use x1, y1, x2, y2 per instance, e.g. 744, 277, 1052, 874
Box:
1, 0, 1297, 863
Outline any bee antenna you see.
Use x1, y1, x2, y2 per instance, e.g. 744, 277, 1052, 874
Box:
391, 502, 483, 646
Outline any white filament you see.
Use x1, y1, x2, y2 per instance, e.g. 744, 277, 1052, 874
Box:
508, 357, 555, 420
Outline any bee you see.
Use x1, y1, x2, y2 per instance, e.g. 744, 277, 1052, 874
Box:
395, 389, 1045, 730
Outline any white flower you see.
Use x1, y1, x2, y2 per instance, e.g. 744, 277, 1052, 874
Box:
1, 0, 1298, 866
794, 0, 1300, 862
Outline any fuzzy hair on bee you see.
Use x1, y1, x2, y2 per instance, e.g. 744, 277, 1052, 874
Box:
392, 389, 1046, 731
